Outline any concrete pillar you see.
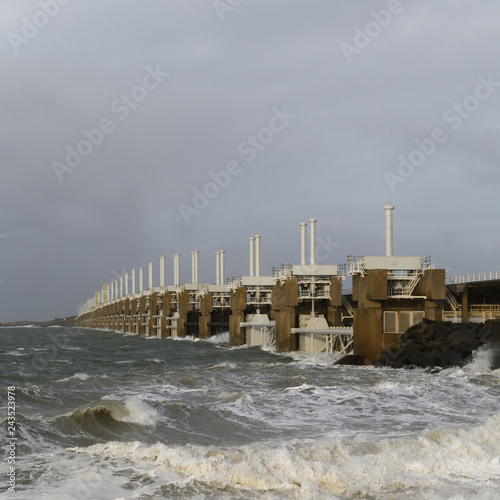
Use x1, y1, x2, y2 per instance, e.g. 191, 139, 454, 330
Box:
138, 296, 146, 335
328, 276, 343, 326
199, 292, 213, 339
130, 298, 137, 334
139, 268, 144, 294
425, 300, 442, 322
132, 269, 136, 295
272, 277, 298, 351
177, 290, 189, 338
149, 262, 153, 291
123, 298, 130, 332
462, 286, 469, 323
352, 270, 387, 364
112, 302, 117, 330
230, 287, 247, 345
148, 293, 157, 337
118, 300, 124, 331
160, 292, 171, 338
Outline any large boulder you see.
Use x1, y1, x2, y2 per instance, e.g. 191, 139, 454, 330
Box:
374, 319, 500, 369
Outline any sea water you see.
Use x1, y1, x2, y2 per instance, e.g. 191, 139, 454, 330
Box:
1, 326, 499, 499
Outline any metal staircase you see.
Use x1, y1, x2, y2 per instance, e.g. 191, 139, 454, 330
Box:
445, 286, 461, 312
404, 269, 422, 296
341, 295, 354, 317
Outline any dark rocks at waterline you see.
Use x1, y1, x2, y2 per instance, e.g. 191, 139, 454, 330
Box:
374, 319, 500, 369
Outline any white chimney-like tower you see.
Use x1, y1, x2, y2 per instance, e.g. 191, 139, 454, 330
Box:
309, 218, 317, 266
220, 250, 225, 284
300, 222, 307, 265
385, 204, 394, 257
194, 250, 199, 284
249, 237, 255, 277
216, 251, 220, 285
160, 257, 165, 289
174, 253, 180, 287
254, 235, 261, 277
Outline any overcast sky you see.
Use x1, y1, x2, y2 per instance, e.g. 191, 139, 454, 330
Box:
1, 0, 499, 322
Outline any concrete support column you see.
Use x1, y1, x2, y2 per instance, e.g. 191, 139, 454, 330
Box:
276, 306, 296, 352
123, 298, 130, 332
462, 286, 469, 323
112, 302, 117, 330
271, 277, 298, 351
117, 300, 123, 330
327, 306, 342, 326
138, 296, 146, 336
424, 300, 442, 322
130, 298, 137, 334
160, 292, 171, 338
177, 290, 189, 338
148, 293, 157, 337
199, 292, 213, 339
229, 287, 247, 345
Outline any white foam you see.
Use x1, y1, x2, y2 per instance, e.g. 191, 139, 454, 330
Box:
206, 361, 237, 370
102, 395, 160, 426
57, 373, 90, 382
465, 345, 493, 374
72, 415, 500, 498
287, 352, 335, 367
284, 383, 316, 393
206, 331, 229, 344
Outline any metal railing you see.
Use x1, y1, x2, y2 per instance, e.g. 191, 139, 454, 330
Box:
446, 271, 500, 284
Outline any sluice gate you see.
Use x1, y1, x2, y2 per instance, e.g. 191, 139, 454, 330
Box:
76, 205, 500, 364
